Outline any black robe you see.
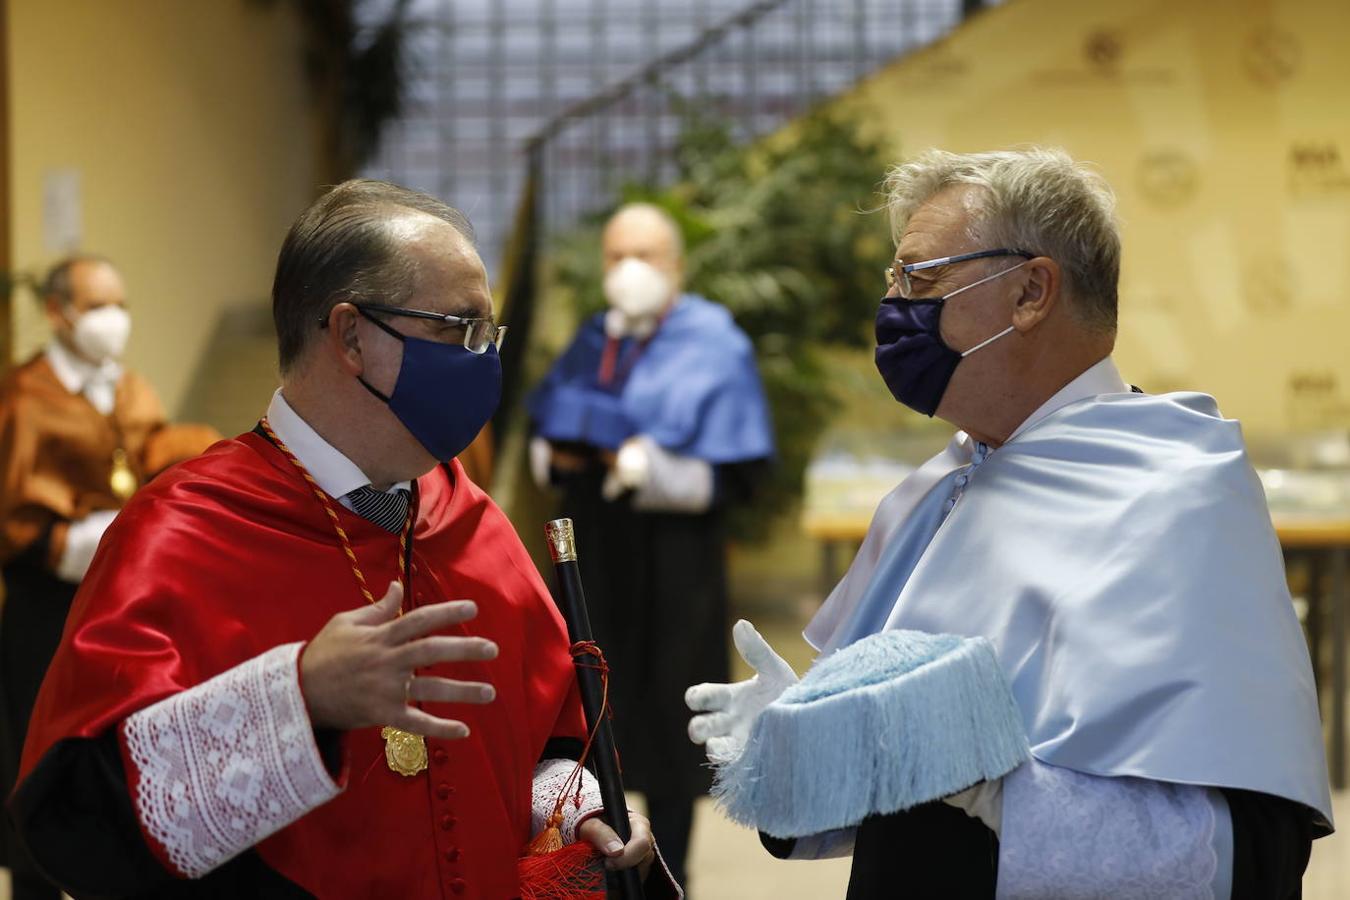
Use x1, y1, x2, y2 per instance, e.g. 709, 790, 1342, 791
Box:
1, 542, 78, 898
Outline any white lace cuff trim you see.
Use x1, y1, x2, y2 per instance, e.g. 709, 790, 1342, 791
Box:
121, 642, 342, 878
997, 759, 1223, 899
531, 757, 605, 845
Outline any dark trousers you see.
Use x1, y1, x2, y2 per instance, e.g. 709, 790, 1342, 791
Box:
2, 561, 77, 900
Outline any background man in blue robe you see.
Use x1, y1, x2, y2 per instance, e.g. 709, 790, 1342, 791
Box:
529, 203, 774, 891
688, 148, 1331, 898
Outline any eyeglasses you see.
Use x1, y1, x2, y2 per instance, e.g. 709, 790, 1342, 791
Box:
324, 302, 508, 354
885, 248, 1036, 295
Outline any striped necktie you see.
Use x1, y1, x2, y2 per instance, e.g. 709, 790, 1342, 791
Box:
345, 485, 411, 533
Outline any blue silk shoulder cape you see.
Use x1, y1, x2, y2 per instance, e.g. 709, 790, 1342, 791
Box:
806, 390, 1333, 830
527, 295, 774, 463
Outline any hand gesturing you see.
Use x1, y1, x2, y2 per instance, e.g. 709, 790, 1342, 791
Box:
686, 619, 799, 763
300, 582, 498, 739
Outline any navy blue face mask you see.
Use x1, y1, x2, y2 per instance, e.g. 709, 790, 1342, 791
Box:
355, 308, 502, 461
874, 253, 1030, 417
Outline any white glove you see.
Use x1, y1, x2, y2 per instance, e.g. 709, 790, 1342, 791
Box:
944, 777, 1005, 838
686, 619, 799, 763
528, 437, 554, 490
614, 438, 651, 488
55, 509, 119, 583
601, 436, 651, 501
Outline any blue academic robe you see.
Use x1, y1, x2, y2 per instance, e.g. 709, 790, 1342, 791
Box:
527, 294, 773, 885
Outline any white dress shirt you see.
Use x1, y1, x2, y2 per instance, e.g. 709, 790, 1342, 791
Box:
46, 339, 122, 416
265, 390, 410, 511
1006, 355, 1129, 444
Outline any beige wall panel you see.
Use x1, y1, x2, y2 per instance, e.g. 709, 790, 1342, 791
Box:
8, 0, 317, 422
842, 0, 1350, 436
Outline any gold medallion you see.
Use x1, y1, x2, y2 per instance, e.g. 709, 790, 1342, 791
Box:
381, 726, 428, 776
110, 448, 138, 501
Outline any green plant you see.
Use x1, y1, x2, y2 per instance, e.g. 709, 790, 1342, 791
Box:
548, 108, 898, 540
256, 0, 419, 183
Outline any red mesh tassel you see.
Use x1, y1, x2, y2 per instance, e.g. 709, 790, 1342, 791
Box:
517, 841, 606, 900
518, 641, 617, 900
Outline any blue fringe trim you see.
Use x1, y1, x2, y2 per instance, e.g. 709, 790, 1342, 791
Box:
712, 630, 1030, 839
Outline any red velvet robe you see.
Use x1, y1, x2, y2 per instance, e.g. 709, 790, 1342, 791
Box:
17, 431, 586, 899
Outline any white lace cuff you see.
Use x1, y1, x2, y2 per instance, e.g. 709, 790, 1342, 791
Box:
120, 642, 343, 878
997, 759, 1230, 899
531, 757, 605, 844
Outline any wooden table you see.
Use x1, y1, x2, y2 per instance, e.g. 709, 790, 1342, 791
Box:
802, 510, 1350, 789
1277, 518, 1350, 789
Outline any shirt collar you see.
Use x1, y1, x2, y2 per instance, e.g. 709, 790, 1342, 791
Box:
45, 339, 122, 395
1008, 355, 1128, 442
265, 390, 411, 500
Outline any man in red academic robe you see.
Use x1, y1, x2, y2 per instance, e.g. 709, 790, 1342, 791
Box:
7, 180, 677, 899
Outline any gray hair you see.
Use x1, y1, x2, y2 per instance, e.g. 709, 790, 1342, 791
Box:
42, 254, 116, 304
883, 147, 1120, 333
271, 179, 475, 373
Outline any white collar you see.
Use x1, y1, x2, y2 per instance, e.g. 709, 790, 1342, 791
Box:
266, 390, 411, 501
45, 339, 122, 395
1008, 356, 1128, 442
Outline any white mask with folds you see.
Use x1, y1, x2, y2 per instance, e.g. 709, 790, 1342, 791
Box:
604, 257, 673, 323
71, 305, 132, 362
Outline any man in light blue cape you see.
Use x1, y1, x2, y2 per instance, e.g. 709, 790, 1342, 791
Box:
529, 203, 774, 890
687, 148, 1331, 899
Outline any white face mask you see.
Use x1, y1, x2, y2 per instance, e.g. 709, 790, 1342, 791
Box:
70, 305, 132, 362
603, 257, 673, 320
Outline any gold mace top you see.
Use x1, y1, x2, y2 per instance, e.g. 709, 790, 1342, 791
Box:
545, 518, 577, 563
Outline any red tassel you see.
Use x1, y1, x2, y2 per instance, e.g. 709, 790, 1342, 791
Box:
519, 642, 617, 899
518, 841, 606, 900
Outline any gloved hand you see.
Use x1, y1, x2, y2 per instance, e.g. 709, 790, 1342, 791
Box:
686, 619, 799, 763
600, 436, 651, 501
944, 778, 1004, 838
55, 508, 119, 583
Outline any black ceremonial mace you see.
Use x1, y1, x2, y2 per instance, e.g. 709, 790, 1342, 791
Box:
544, 518, 646, 900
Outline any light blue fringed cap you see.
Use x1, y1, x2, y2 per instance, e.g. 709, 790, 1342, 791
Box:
712, 629, 1029, 839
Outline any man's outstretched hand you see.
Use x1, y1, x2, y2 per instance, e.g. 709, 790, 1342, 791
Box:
300, 581, 499, 740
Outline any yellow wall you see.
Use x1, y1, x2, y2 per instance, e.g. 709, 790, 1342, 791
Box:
840, 0, 1350, 437
7, 0, 317, 421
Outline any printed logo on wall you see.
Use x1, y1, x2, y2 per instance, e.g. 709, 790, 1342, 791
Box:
1243, 29, 1301, 88
1287, 370, 1350, 431
1030, 27, 1173, 85
1084, 29, 1123, 73
1288, 142, 1350, 197
1137, 149, 1199, 208
1243, 260, 1295, 317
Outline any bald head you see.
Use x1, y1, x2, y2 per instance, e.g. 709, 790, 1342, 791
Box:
601, 203, 685, 290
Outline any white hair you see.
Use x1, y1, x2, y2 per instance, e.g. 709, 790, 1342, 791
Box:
884, 147, 1120, 332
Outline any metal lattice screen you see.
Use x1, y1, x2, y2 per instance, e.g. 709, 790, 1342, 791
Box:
363, 0, 991, 275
